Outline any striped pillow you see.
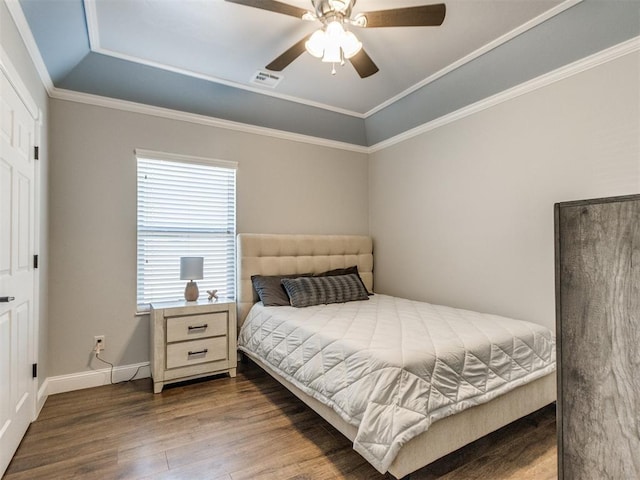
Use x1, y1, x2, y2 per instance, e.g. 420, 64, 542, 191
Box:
251, 273, 311, 306
281, 273, 369, 308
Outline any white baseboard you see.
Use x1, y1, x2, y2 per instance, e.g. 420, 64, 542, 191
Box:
46, 362, 151, 396
35, 378, 49, 417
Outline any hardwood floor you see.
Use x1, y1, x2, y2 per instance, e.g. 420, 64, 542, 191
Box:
4, 361, 557, 480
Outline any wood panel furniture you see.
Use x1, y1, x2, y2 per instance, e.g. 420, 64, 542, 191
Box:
150, 299, 237, 393
237, 233, 556, 479
555, 194, 640, 479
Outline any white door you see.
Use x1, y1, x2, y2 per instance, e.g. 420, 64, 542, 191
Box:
0, 67, 36, 476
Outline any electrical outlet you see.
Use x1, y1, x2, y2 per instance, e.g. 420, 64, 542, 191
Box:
93, 335, 105, 353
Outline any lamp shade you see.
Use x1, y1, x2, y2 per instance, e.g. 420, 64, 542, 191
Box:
341, 31, 362, 59
305, 30, 325, 58
180, 257, 203, 280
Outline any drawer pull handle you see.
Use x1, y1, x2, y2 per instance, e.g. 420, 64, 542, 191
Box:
0, 296, 15, 303
188, 349, 208, 357
188, 324, 208, 331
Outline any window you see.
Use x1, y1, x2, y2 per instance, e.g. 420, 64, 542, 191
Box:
136, 150, 237, 309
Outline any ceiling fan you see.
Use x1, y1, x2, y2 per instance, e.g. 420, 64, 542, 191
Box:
225, 0, 446, 78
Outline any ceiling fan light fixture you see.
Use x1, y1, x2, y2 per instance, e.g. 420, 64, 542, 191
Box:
306, 21, 361, 64
341, 30, 362, 58
322, 23, 343, 62
322, 42, 342, 63
325, 20, 344, 38
305, 29, 326, 58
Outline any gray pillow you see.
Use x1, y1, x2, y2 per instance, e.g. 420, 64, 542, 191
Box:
316, 265, 371, 295
251, 273, 310, 306
281, 273, 369, 308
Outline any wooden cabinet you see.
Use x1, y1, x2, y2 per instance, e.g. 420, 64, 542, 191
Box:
150, 299, 237, 393
554, 194, 639, 479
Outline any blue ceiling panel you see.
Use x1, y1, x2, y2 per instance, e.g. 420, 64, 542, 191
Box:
59, 52, 369, 145
19, 0, 90, 84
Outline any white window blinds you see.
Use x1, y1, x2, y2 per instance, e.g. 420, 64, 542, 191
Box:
136, 151, 236, 308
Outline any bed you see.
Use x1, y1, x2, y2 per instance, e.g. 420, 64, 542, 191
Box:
236, 233, 556, 479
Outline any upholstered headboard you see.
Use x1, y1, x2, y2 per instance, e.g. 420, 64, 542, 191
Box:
236, 234, 373, 326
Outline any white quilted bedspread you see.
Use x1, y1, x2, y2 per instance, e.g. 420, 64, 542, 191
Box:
238, 294, 556, 473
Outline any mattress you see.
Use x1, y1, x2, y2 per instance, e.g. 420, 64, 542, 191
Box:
238, 294, 556, 473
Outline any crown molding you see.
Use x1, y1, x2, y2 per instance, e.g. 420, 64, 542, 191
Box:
49, 87, 370, 154
369, 35, 640, 153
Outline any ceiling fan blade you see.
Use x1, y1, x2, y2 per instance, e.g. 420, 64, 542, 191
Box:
225, 0, 309, 19
360, 4, 446, 28
349, 49, 379, 78
266, 34, 311, 71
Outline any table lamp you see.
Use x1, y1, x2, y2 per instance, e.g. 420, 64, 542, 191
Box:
180, 256, 203, 301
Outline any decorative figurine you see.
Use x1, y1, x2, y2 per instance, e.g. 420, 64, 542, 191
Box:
207, 289, 218, 301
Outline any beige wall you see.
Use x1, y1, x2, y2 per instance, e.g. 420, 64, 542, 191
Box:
48, 99, 369, 376
1, 1, 50, 388
369, 51, 640, 331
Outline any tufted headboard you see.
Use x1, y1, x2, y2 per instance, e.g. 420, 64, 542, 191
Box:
236, 234, 373, 326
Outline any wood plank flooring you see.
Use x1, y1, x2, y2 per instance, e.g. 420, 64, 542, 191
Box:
4, 361, 557, 479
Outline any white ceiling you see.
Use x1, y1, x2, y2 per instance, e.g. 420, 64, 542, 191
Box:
85, 0, 568, 116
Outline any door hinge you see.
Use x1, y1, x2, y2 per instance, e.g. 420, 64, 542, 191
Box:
33, 254, 39, 269
34, 146, 39, 160
32, 363, 37, 378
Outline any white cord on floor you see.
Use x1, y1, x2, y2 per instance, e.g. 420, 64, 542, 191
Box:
94, 353, 144, 384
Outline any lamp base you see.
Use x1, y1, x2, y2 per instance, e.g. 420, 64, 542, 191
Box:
184, 281, 199, 301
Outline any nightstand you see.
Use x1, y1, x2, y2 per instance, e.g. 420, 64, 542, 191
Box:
150, 299, 237, 393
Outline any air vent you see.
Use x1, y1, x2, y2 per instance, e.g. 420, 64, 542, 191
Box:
250, 71, 283, 88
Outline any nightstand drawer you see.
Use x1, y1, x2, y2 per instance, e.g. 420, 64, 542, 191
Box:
166, 311, 228, 342
166, 336, 228, 369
